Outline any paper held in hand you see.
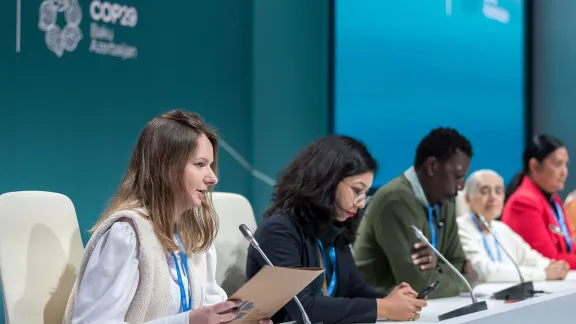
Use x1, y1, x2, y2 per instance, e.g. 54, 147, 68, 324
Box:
228, 265, 323, 324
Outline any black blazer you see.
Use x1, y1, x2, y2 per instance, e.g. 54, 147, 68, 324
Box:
245, 212, 386, 324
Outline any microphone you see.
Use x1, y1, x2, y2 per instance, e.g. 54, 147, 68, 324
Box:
239, 224, 315, 324
411, 225, 487, 321
476, 215, 535, 301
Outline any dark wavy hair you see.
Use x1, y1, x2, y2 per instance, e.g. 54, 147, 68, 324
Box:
505, 134, 565, 201
264, 135, 378, 244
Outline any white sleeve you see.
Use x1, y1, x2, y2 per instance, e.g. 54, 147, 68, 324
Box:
72, 221, 189, 324
457, 217, 536, 282
506, 223, 551, 270
203, 244, 228, 306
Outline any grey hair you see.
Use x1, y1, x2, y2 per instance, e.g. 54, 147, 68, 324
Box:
464, 169, 504, 198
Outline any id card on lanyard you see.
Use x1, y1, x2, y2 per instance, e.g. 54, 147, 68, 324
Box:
317, 240, 337, 296
427, 205, 439, 249
552, 202, 573, 252
173, 234, 193, 312
470, 213, 502, 262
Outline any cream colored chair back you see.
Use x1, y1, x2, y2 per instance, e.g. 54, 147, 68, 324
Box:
455, 190, 470, 217
212, 192, 257, 295
0, 191, 84, 324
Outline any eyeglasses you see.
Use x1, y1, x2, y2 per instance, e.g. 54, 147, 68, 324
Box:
353, 194, 373, 206
344, 182, 372, 206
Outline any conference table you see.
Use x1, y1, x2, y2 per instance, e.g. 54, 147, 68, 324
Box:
391, 271, 576, 323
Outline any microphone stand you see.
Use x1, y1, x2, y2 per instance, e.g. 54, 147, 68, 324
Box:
476, 215, 534, 301
410, 226, 488, 321
239, 225, 318, 324
251, 243, 312, 324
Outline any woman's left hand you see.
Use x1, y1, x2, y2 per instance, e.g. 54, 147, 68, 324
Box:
258, 319, 272, 324
390, 282, 418, 298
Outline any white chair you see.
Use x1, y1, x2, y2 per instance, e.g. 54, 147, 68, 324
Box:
0, 191, 84, 324
212, 192, 257, 296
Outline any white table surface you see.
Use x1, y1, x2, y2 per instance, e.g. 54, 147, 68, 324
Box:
386, 270, 576, 324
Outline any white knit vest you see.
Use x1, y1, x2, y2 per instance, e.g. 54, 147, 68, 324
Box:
63, 209, 202, 323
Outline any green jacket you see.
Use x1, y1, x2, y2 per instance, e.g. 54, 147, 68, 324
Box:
353, 173, 470, 298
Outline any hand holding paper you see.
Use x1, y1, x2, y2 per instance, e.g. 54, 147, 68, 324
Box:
187, 300, 240, 324
226, 266, 323, 324
186, 300, 273, 324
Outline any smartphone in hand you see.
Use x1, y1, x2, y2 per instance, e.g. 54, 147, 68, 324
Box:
416, 280, 440, 299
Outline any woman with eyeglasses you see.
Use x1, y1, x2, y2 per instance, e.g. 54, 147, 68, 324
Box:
245, 135, 427, 324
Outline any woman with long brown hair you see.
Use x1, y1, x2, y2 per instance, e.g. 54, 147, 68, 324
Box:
64, 110, 270, 324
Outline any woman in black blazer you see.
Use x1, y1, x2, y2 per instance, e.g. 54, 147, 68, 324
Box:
246, 135, 427, 324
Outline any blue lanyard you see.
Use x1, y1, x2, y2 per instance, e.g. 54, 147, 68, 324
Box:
316, 240, 337, 296
427, 205, 438, 249
552, 202, 572, 252
470, 213, 502, 262
173, 235, 192, 312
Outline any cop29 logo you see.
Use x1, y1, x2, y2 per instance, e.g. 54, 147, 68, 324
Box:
89, 0, 138, 28
38, 0, 83, 58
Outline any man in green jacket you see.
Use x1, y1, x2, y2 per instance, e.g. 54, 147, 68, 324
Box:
354, 127, 476, 299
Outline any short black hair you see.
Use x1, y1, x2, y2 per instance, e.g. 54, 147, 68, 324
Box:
264, 135, 378, 245
414, 127, 473, 167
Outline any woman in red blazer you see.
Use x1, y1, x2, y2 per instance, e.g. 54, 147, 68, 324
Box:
502, 135, 575, 269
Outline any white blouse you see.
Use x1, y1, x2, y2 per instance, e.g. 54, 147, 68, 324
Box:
457, 214, 551, 283
71, 221, 227, 324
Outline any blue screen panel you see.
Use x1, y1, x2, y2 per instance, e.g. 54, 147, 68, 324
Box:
334, 0, 525, 187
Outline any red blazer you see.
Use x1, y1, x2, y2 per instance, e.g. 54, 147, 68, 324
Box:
502, 175, 576, 269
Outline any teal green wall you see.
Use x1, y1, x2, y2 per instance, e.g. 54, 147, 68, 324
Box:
0, 1, 329, 322
0, 0, 255, 239
251, 0, 331, 218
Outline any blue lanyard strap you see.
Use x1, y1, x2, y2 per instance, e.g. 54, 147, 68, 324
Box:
552, 202, 572, 252
427, 205, 438, 249
173, 234, 192, 312
316, 240, 337, 296
470, 213, 502, 262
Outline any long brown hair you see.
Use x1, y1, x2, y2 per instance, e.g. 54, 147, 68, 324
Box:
92, 110, 219, 253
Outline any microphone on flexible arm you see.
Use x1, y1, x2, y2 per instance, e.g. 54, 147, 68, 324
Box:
410, 225, 488, 321
476, 215, 535, 301
239, 224, 316, 324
